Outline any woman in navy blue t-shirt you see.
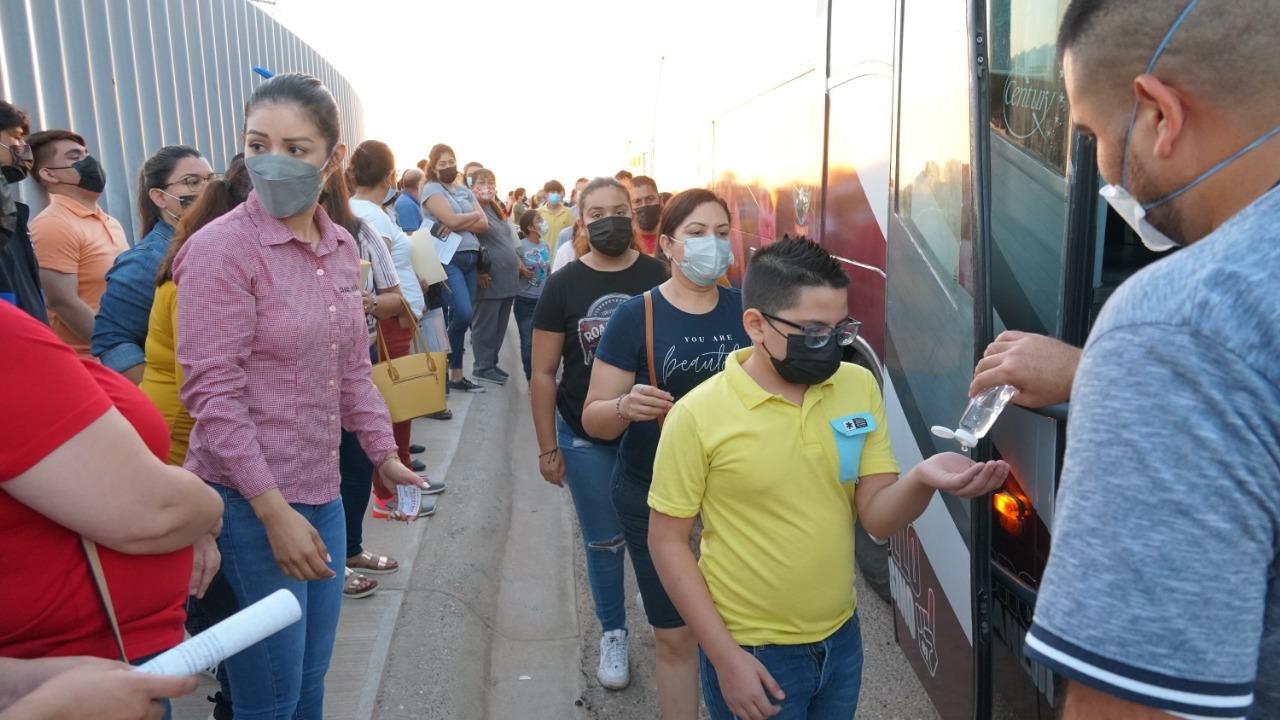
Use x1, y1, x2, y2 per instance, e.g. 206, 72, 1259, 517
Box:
583, 188, 748, 718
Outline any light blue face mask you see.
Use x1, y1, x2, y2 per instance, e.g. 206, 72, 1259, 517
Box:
547, 192, 563, 206
1102, 0, 1280, 251
674, 234, 734, 286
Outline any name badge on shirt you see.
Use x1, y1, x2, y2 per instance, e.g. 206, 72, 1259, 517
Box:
830, 413, 875, 485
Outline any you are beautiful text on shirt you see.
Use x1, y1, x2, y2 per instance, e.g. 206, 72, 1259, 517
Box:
661, 336, 742, 385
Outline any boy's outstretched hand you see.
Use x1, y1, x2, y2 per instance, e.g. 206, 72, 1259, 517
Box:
917, 453, 1009, 498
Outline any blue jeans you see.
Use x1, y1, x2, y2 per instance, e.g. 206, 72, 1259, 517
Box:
700, 614, 863, 720
556, 413, 627, 633
444, 250, 480, 370
513, 296, 538, 380
214, 485, 345, 720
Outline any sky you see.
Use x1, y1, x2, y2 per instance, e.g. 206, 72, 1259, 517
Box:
260, 0, 825, 194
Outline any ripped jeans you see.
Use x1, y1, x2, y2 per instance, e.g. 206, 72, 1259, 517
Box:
556, 412, 628, 633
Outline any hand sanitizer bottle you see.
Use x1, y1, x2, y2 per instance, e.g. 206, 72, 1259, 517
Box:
931, 384, 1016, 450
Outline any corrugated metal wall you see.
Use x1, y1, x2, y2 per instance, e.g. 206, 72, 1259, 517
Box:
0, 0, 364, 243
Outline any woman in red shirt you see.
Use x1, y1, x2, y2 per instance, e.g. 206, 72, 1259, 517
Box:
0, 303, 223, 679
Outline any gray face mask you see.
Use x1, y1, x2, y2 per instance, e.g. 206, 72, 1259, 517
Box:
245, 153, 330, 219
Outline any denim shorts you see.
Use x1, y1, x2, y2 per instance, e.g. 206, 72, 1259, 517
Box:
612, 469, 686, 629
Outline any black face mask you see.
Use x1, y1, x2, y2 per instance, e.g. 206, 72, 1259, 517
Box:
635, 204, 660, 232
0, 177, 17, 245
586, 215, 634, 257
764, 331, 843, 386
1, 163, 27, 184
54, 156, 107, 193
437, 166, 458, 185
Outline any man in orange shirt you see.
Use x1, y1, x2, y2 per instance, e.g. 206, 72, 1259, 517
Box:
28, 130, 127, 357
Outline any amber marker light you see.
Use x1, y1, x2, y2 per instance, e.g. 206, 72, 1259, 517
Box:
993, 488, 1028, 535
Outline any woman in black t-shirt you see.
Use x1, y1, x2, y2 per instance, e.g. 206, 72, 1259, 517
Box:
530, 177, 668, 692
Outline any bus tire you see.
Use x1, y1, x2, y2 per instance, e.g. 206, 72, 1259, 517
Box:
855, 518, 893, 603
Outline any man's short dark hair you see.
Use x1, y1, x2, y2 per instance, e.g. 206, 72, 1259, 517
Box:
0, 100, 30, 135
27, 129, 87, 181
743, 237, 849, 315
632, 175, 657, 193
1056, 0, 1280, 112
614, 170, 633, 181
543, 179, 564, 195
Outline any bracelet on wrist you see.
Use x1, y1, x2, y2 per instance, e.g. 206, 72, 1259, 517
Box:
614, 395, 627, 421
539, 447, 559, 459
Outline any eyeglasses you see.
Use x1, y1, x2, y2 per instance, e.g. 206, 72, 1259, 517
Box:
0, 141, 32, 164
163, 173, 223, 192
762, 312, 861, 349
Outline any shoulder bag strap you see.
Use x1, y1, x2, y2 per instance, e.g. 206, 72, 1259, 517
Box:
80, 536, 129, 662
643, 291, 663, 431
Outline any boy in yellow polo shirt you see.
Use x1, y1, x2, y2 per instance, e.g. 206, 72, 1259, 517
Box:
648, 238, 1008, 720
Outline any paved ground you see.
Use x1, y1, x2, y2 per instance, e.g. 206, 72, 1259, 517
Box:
172, 332, 946, 719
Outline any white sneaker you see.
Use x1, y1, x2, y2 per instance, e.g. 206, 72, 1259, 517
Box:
597, 629, 630, 690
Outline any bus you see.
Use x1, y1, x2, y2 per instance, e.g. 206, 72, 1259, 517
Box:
660, 0, 1165, 717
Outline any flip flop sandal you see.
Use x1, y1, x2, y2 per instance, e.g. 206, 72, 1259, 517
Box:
343, 568, 378, 599
346, 550, 400, 575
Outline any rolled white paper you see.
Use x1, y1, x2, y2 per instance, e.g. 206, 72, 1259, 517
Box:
136, 589, 301, 676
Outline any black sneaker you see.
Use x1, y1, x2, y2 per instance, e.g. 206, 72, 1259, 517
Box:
493, 366, 510, 379
448, 377, 486, 393
426, 409, 454, 420
420, 477, 447, 495
473, 367, 508, 385
409, 443, 426, 454
410, 459, 427, 472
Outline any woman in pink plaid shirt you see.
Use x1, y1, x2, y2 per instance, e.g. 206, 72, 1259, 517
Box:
173, 73, 426, 720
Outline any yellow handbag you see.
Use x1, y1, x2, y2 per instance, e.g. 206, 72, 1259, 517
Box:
371, 298, 448, 422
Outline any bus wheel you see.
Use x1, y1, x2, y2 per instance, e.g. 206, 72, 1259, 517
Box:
855, 518, 892, 603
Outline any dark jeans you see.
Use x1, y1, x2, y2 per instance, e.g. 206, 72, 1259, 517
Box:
700, 614, 864, 720
443, 250, 480, 370
612, 471, 685, 629
338, 430, 376, 559
513, 296, 538, 380
185, 572, 240, 711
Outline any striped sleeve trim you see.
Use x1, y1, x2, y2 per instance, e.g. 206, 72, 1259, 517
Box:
1025, 624, 1253, 719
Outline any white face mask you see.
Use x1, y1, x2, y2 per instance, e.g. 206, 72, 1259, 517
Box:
1098, 184, 1179, 252
1102, 0, 1280, 253
674, 235, 734, 286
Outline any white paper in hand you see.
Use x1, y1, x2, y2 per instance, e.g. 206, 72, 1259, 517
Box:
397, 484, 422, 520
136, 589, 301, 676
425, 220, 464, 265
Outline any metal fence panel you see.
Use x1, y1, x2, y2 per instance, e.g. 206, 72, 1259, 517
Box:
2, 0, 364, 242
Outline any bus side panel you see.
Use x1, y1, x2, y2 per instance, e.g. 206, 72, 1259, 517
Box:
823, 76, 892, 362
884, 0, 984, 713
711, 71, 825, 286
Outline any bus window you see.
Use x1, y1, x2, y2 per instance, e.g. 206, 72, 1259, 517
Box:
988, 0, 1072, 339
988, 0, 1072, 173
896, 4, 974, 295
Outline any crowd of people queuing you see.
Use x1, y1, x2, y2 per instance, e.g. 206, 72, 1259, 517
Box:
0, 70, 1005, 720
2, 0, 1278, 717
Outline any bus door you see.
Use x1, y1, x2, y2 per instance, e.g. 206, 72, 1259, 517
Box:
881, 0, 989, 716
981, 0, 1168, 716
